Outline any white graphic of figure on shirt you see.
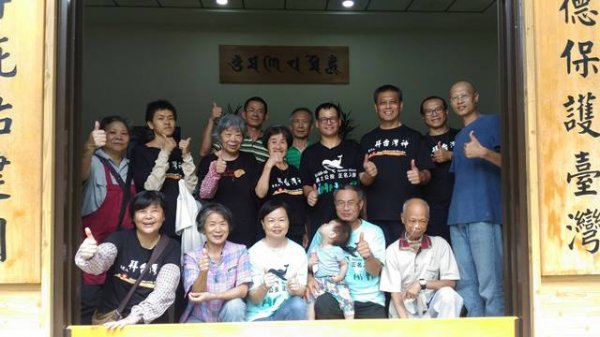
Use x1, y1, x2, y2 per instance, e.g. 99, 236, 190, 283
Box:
322, 155, 343, 172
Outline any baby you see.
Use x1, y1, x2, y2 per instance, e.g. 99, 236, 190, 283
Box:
307, 219, 354, 319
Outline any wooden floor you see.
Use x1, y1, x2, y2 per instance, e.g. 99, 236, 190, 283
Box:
68, 317, 518, 337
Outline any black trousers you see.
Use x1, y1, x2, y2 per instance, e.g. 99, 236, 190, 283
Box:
81, 284, 103, 325
314, 292, 386, 319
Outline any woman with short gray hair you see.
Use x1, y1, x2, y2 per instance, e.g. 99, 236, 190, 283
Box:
197, 114, 261, 248
180, 203, 251, 323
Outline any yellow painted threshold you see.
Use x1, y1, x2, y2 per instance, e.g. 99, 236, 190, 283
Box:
68, 317, 518, 337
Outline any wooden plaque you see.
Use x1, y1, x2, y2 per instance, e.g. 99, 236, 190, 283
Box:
219, 45, 349, 84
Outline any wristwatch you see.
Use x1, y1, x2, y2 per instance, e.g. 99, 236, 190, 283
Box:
419, 279, 427, 290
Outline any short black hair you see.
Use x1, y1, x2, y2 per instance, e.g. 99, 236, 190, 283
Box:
262, 125, 293, 148
129, 190, 167, 222
314, 102, 340, 120
196, 202, 235, 233
145, 99, 177, 122
290, 107, 314, 123
258, 199, 289, 222
244, 96, 268, 115
100, 115, 130, 132
419, 95, 448, 115
373, 84, 403, 103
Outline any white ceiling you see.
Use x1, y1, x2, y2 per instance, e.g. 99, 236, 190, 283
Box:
86, 0, 497, 13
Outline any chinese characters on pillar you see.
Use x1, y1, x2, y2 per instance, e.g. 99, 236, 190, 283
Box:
0, 0, 15, 262
560, 0, 600, 255
219, 45, 349, 84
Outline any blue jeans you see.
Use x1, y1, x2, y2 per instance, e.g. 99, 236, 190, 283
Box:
184, 299, 246, 323
255, 296, 307, 321
450, 222, 505, 317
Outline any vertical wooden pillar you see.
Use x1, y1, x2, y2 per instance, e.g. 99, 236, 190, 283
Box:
0, 0, 56, 335
523, 0, 600, 336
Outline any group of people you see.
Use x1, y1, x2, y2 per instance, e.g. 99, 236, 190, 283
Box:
75, 80, 504, 328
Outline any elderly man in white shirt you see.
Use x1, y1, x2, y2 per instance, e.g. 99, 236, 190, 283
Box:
380, 198, 463, 319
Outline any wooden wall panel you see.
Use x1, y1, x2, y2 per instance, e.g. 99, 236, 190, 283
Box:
0, 0, 44, 283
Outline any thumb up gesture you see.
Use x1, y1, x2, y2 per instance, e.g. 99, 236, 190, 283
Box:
86, 121, 106, 150
214, 151, 227, 174
356, 232, 372, 260
464, 131, 486, 159
199, 248, 210, 273
363, 154, 378, 178
406, 159, 422, 185
79, 227, 98, 260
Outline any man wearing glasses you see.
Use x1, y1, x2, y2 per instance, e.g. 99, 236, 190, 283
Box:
360, 84, 434, 246
447, 80, 503, 317
198, 96, 269, 162
419, 96, 460, 244
300, 103, 374, 239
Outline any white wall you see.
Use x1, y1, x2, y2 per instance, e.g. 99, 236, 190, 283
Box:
82, 8, 499, 149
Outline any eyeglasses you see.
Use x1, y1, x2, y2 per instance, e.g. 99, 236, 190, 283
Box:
450, 93, 471, 102
335, 200, 359, 208
318, 117, 338, 124
423, 106, 445, 116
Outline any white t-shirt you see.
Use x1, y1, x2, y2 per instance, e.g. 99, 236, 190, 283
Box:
246, 239, 308, 321
380, 235, 460, 317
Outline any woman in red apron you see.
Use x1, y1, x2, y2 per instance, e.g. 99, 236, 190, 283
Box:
80, 116, 136, 324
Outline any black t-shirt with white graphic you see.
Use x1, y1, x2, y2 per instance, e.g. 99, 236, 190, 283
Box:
98, 229, 180, 318
197, 151, 260, 248
261, 163, 307, 242
360, 125, 434, 221
421, 128, 460, 206
299, 140, 364, 237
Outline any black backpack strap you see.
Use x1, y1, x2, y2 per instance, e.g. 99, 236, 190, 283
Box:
116, 235, 170, 315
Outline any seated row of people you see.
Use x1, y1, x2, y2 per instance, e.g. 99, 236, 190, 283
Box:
75, 187, 463, 329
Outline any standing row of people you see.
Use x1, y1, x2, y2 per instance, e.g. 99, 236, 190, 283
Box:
77, 80, 504, 326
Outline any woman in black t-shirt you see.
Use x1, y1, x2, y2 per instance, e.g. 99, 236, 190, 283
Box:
75, 191, 181, 328
197, 114, 260, 248
255, 125, 308, 247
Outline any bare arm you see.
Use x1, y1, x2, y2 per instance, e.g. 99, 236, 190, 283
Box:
391, 292, 410, 319
255, 163, 273, 198
248, 283, 270, 305
423, 279, 456, 291
199, 118, 216, 157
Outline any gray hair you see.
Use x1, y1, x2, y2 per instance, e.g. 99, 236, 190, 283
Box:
196, 202, 234, 233
212, 114, 247, 144
289, 107, 314, 124
333, 184, 365, 202
401, 198, 430, 215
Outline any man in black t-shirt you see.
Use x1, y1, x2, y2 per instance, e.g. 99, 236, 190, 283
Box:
360, 84, 434, 246
300, 102, 377, 239
420, 96, 460, 244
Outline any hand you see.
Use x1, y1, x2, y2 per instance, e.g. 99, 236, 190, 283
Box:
158, 134, 177, 153
86, 121, 106, 150
464, 131, 487, 159
406, 159, 421, 185
307, 184, 318, 207
103, 314, 139, 330
330, 273, 344, 283
263, 270, 277, 290
356, 232, 372, 260
265, 151, 284, 169
188, 292, 213, 304
79, 227, 98, 260
210, 102, 223, 122
214, 151, 227, 174
179, 137, 191, 156
363, 154, 378, 178
402, 281, 421, 301
306, 273, 319, 298
287, 273, 301, 294
199, 248, 209, 273
431, 141, 452, 163
308, 252, 319, 268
